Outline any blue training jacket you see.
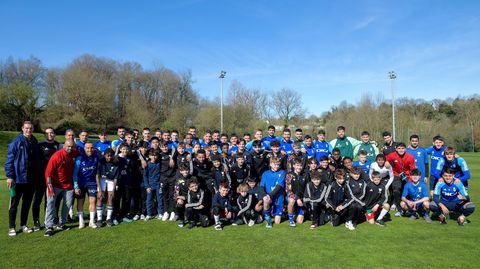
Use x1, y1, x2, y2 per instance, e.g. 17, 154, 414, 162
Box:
4, 133, 41, 184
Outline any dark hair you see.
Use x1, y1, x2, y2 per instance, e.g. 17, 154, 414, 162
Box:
104, 148, 115, 156
319, 156, 329, 162
292, 157, 303, 165
361, 131, 370, 136
410, 169, 421, 176
358, 150, 367, 156
196, 149, 206, 156
337, 126, 345, 131
443, 168, 454, 175
252, 140, 262, 148
371, 171, 381, 178
150, 136, 160, 142
310, 171, 322, 181
375, 154, 386, 161
350, 167, 362, 175
409, 134, 419, 141
267, 125, 275, 130
304, 135, 312, 140
179, 163, 190, 171
188, 178, 199, 186
433, 135, 444, 142
332, 148, 341, 154
396, 142, 406, 148
270, 140, 280, 147
283, 128, 291, 133
147, 148, 160, 157
382, 131, 392, 137
295, 128, 303, 133
334, 169, 346, 179
317, 129, 325, 135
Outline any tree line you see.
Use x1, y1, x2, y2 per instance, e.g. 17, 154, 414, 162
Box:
0, 55, 478, 151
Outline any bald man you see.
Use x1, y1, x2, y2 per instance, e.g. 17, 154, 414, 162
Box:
44, 139, 79, 237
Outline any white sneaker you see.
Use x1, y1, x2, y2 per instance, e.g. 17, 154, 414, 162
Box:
395, 211, 402, 217
8, 228, 16, 237
248, 219, 255, 227
391, 204, 397, 211
133, 215, 140, 221
162, 212, 169, 221
145, 215, 153, 221
20, 226, 33, 234
78, 221, 85, 229
140, 214, 146, 220
169, 212, 177, 221
345, 221, 355, 230
89, 222, 97, 229
156, 214, 163, 220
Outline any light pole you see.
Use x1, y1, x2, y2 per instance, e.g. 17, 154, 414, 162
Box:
219, 70, 226, 133
388, 71, 397, 141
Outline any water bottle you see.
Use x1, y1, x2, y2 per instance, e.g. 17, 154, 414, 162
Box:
9, 185, 16, 197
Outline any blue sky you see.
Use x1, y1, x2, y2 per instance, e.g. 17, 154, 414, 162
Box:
1, 0, 479, 115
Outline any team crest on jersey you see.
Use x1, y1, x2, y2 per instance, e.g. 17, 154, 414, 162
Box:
379, 188, 383, 193
417, 152, 421, 157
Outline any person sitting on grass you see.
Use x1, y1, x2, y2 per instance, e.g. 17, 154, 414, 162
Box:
185, 178, 209, 229
260, 157, 286, 228
363, 171, 391, 227
303, 171, 328, 229
400, 169, 431, 222
234, 183, 257, 227
430, 169, 475, 226
325, 169, 357, 230
246, 177, 264, 223
212, 183, 234, 231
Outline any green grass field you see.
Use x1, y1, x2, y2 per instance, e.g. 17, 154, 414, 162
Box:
0, 131, 478, 268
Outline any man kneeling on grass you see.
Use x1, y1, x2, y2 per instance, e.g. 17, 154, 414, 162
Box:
430, 169, 475, 226
400, 169, 431, 222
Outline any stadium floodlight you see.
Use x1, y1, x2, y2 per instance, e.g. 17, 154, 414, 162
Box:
219, 71, 226, 133
388, 71, 397, 141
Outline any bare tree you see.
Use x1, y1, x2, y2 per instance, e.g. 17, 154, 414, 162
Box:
271, 88, 305, 128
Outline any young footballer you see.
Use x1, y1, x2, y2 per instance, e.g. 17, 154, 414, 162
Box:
285, 158, 308, 227
185, 178, 209, 229
400, 169, 431, 222
303, 171, 328, 229
96, 148, 120, 227
212, 183, 234, 230
73, 142, 99, 229
325, 169, 356, 230
430, 169, 475, 225
363, 171, 390, 226
174, 164, 194, 227
260, 157, 286, 228
235, 183, 257, 226
143, 149, 163, 221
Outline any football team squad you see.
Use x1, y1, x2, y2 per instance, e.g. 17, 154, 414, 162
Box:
5, 122, 475, 237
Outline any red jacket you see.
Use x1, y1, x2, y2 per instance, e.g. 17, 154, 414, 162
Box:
45, 149, 79, 190
386, 151, 416, 181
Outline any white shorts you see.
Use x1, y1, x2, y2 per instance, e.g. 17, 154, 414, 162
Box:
100, 179, 115, 192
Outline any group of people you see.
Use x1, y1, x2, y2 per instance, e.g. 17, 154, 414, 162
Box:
5, 122, 475, 237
